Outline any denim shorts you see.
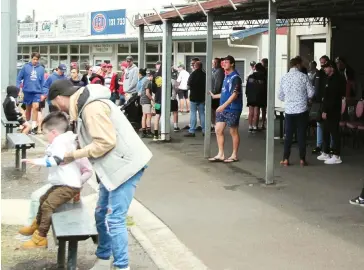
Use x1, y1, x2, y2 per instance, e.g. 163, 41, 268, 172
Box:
23, 92, 42, 105
216, 111, 241, 127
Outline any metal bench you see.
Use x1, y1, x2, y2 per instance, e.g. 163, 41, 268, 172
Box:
1, 117, 20, 135
52, 202, 98, 270
6, 133, 35, 171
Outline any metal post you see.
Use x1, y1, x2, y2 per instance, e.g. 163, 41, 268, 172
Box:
204, 12, 213, 158
161, 20, 173, 141
57, 240, 66, 269
138, 25, 145, 68
265, 0, 277, 185
1, 0, 10, 90
67, 240, 78, 270
9, 0, 17, 85
21, 148, 26, 172
15, 148, 20, 169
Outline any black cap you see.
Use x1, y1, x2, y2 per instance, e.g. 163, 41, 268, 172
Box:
48, 80, 79, 101
321, 60, 335, 69
224, 55, 236, 64
250, 61, 256, 66
155, 61, 162, 65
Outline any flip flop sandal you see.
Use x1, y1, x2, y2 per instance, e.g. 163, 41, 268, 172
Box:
224, 158, 239, 163
208, 157, 225, 162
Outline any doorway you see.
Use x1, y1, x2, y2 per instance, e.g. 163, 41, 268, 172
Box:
94, 57, 111, 66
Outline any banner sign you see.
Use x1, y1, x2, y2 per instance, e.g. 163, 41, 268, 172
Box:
91, 9, 126, 35
18, 23, 36, 39
58, 13, 89, 37
38, 21, 56, 39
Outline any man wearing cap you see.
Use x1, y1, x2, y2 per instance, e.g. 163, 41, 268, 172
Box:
104, 63, 120, 103
317, 60, 346, 165
123, 56, 139, 98
209, 55, 243, 163
48, 79, 152, 270
100, 63, 107, 77
43, 64, 68, 113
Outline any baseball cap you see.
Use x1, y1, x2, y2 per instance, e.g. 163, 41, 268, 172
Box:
126, 56, 133, 62
120, 61, 128, 68
321, 60, 335, 68
106, 63, 113, 68
48, 80, 79, 101
250, 61, 256, 66
178, 64, 185, 69
92, 66, 101, 74
101, 63, 107, 68
224, 55, 236, 65
155, 61, 162, 65
58, 64, 67, 73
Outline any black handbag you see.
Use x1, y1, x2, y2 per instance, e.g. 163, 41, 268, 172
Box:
309, 102, 322, 122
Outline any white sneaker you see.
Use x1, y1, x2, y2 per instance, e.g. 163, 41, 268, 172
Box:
317, 152, 330, 161
113, 267, 130, 270
324, 155, 342, 165
90, 258, 112, 270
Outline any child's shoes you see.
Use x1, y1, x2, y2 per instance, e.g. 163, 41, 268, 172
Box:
21, 230, 47, 249
18, 219, 38, 236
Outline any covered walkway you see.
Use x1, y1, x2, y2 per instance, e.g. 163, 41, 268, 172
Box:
135, 0, 364, 184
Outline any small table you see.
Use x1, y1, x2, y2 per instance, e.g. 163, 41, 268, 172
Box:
274, 107, 285, 140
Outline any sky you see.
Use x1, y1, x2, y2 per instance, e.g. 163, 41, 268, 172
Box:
17, 0, 187, 21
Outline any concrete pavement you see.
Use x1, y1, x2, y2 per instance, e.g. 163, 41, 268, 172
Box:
135, 117, 364, 270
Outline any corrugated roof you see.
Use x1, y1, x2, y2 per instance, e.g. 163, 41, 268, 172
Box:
230, 20, 287, 41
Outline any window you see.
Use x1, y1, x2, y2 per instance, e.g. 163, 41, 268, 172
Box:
131, 43, 138, 53
194, 42, 206, 53
40, 46, 48, 54
70, 55, 79, 63
59, 45, 68, 54
178, 42, 192, 53
23, 46, 30, 54
31, 46, 39, 53
70, 45, 79, 54
118, 44, 129, 53
40, 56, 48, 67
146, 55, 159, 63
146, 43, 158, 53
50, 45, 58, 54
50, 55, 59, 68
80, 45, 89, 54
235, 60, 245, 81
80, 56, 90, 70
146, 63, 155, 69
17, 47, 22, 53
60, 55, 68, 65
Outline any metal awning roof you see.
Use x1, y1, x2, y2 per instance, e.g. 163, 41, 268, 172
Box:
134, 0, 364, 27
229, 20, 287, 41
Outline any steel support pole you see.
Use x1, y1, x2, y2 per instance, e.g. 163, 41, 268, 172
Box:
265, 0, 277, 185
204, 12, 213, 158
161, 20, 173, 141
1, 0, 17, 90
138, 25, 145, 68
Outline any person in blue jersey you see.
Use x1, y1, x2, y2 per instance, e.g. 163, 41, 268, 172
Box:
209, 55, 243, 163
16, 52, 45, 133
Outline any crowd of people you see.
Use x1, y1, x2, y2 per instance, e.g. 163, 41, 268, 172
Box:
3, 50, 363, 267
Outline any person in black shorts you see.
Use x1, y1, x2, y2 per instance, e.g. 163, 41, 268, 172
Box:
246, 63, 267, 133
3, 86, 31, 134
211, 58, 225, 132
171, 73, 180, 132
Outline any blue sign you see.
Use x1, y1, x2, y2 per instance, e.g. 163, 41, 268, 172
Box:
91, 9, 126, 35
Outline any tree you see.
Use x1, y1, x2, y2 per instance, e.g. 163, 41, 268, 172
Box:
22, 15, 33, 23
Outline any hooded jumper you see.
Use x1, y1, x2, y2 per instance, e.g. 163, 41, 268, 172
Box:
43, 72, 67, 96
69, 78, 85, 87
123, 64, 139, 94
16, 62, 45, 94
3, 86, 23, 122
90, 74, 105, 85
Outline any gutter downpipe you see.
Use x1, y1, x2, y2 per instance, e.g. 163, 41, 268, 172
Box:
227, 38, 260, 62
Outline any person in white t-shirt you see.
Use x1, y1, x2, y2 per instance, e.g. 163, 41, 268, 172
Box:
18, 112, 93, 249
176, 64, 190, 113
